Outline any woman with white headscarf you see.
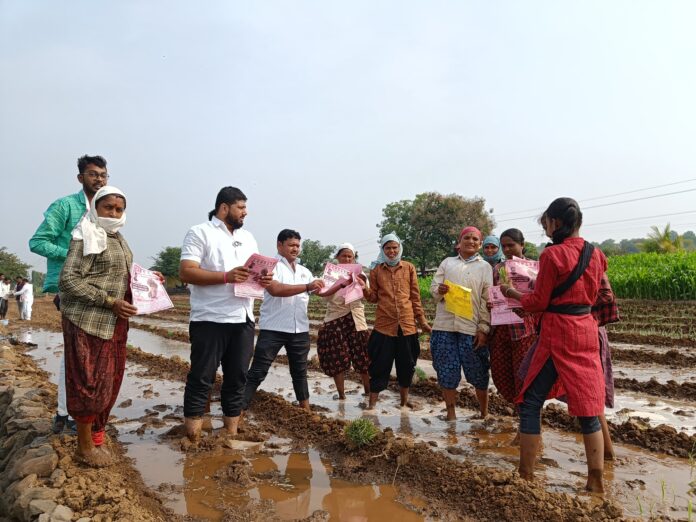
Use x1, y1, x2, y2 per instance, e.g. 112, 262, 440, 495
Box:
59, 186, 156, 467
364, 233, 431, 410
316, 243, 370, 399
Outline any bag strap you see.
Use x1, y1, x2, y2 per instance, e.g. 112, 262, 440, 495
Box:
550, 241, 595, 299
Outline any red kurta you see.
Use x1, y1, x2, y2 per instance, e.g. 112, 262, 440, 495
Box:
515, 237, 607, 417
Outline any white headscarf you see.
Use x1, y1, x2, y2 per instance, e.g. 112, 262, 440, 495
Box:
335, 243, 356, 257
72, 186, 127, 255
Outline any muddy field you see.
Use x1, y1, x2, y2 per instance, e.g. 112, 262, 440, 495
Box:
1, 295, 695, 521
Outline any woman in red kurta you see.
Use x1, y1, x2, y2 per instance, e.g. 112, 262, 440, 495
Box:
501, 197, 606, 493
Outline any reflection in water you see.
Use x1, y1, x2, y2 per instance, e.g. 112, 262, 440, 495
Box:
181, 447, 423, 521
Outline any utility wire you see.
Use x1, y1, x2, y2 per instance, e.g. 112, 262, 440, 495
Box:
493, 177, 696, 217
495, 187, 696, 223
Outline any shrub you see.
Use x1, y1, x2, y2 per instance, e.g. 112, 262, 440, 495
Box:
344, 418, 379, 447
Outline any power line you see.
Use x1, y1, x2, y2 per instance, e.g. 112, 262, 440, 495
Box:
582, 210, 696, 228
495, 187, 696, 223
493, 177, 696, 218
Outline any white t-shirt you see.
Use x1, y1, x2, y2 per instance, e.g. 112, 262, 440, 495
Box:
258, 255, 313, 334
180, 217, 259, 323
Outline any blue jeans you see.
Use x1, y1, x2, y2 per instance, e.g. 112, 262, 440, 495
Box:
519, 357, 600, 435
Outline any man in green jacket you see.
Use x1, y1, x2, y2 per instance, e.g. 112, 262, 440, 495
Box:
29, 154, 109, 433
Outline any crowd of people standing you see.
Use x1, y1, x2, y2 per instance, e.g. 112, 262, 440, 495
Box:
23, 154, 618, 495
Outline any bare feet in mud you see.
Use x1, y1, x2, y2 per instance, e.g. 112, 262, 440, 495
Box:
184, 417, 203, 443
223, 416, 241, 436
510, 431, 521, 446
400, 401, 423, 411
76, 446, 113, 468
585, 469, 604, 493
332, 393, 346, 401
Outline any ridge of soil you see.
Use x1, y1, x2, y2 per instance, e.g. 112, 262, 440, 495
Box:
126, 344, 696, 461
614, 377, 696, 403
611, 348, 696, 368
241, 392, 624, 522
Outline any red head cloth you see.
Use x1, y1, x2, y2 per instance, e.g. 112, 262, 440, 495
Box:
458, 226, 482, 242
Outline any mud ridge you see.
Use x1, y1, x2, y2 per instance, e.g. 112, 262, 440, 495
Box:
244, 391, 623, 522
606, 331, 696, 348
0, 340, 176, 522
129, 344, 696, 462
611, 348, 696, 368
614, 377, 696, 403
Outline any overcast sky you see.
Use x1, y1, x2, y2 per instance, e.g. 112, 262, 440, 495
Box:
2, 1, 695, 273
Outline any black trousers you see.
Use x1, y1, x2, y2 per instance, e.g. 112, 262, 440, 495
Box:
368, 328, 420, 393
243, 330, 310, 409
184, 319, 255, 418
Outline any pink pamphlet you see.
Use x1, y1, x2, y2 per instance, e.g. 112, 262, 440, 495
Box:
317, 263, 353, 295
506, 257, 539, 294
233, 254, 278, 299
130, 263, 174, 315
488, 286, 523, 326
337, 264, 365, 304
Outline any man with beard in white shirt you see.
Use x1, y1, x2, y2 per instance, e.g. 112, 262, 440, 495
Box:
179, 187, 273, 442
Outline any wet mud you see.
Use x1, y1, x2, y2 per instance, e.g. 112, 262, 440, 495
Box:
0, 339, 176, 522
614, 377, 696, 403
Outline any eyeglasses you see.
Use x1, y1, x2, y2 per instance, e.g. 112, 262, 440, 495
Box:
84, 171, 109, 180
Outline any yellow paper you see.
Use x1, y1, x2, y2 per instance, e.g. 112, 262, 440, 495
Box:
443, 279, 473, 320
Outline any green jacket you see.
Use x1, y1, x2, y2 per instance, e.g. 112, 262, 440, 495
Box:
29, 191, 88, 293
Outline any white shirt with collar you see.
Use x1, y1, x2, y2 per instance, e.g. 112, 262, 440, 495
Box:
181, 216, 259, 323
259, 255, 313, 334
0, 282, 11, 299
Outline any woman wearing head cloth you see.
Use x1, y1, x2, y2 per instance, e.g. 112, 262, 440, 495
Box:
488, 229, 539, 442
364, 234, 431, 410
316, 243, 370, 399
481, 235, 503, 267
430, 226, 493, 420
59, 186, 162, 467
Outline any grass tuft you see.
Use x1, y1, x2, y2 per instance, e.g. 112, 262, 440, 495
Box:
344, 418, 379, 447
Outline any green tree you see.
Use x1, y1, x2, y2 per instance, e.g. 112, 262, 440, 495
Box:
598, 239, 621, 257
641, 224, 683, 254
0, 247, 31, 278
523, 242, 539, 260
377, 192, 495, 275
300, 239, 337, 275
31, 271, 45, 295
150, 247, 182, 286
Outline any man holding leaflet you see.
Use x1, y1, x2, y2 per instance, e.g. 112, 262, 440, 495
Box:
179, 186, 272, 442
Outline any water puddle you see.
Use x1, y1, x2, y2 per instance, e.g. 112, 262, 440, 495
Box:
16, 328, 427, 521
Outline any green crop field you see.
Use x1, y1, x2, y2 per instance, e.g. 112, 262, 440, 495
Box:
607, 252, 696, 300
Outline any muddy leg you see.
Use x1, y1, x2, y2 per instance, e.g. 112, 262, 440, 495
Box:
599, 414, 614, 461
333, 373, 346, 400
75, 422, 112, 467
518, 433, 541, 480
583, 431, 605, 493
475, 388, 489, 419
399, 387, 410, 408
223, 415, 240, 436
298, 399, 310, 411
367, 392, 379, 409
441, 388, 457, 420
360, 373, 370, 396
184, 416, 203, 443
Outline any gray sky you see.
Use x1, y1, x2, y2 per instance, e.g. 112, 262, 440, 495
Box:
2, 1, 696, 273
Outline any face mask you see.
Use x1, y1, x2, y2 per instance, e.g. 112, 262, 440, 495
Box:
97, 215, 126, 233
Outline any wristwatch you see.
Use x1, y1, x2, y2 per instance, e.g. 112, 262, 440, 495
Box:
104, 295, 116, 308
